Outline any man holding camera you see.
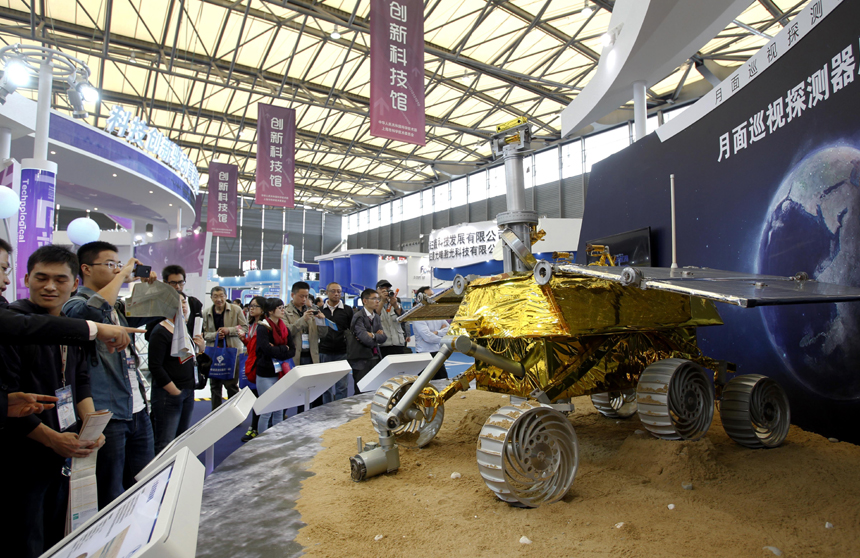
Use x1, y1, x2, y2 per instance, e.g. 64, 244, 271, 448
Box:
375, 279, 410, 358
64, 241, 159, 510
285, 281, 321, 367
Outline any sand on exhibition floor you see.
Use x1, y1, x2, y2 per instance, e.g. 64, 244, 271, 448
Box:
295, 388, 860, 557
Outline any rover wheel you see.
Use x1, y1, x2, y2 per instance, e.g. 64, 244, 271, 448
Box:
720, 375, 790, 448
370, 374, 444, 448
591, 389, 638, 418
477, 401, 579, 507
636, 358, 714, 441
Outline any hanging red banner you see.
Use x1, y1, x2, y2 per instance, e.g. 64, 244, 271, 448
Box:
255, 103, 296, 207
206, 162, 238, 238
370, 0, 426, 146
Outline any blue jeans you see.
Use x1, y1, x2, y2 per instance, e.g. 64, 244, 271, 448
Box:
320, 352, 350, 402
151, 387, 195, 455
256, 375, 282, 434
97, 410, 154, 509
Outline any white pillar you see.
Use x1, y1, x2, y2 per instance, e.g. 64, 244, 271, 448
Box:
33, 56, 54, 161
633, 80, 647, 141
0, 127, 11, 160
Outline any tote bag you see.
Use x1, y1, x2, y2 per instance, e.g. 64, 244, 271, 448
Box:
238, 354, 256, 389
205, 338, 238, 380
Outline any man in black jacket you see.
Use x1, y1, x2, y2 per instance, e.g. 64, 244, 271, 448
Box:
0, 245, 104, 558
319, 282, 354, 401
348, 288, 387, 394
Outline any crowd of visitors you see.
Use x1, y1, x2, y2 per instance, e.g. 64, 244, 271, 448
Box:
0, 235, 448, 556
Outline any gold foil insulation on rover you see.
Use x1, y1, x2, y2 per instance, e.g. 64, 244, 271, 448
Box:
407, 270, 724, 403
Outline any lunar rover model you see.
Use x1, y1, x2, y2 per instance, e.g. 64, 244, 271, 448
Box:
348, 118, 860, 508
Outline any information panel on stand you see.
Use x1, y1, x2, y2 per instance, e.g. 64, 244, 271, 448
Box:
41, 448, 205, 558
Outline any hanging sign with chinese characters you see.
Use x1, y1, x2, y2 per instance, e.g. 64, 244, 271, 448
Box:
104, 106, 200, 193
255, 103, 296, 208
206, 162, 238, 238
714, 0, 846, 163
429, 220, 498, 268
369, 0, 426, 146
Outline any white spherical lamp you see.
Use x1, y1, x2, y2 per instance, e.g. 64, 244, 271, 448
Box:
67, 217, 101, 245
0, 187, 19, 219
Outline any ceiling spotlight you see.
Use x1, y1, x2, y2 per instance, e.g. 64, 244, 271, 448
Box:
331, 27, 342, 40
66, 85, 88, 119
112, 173, 117, 177
146, 223, 153, 237
50, 151, 56, 155
0, 72, 18, 104
6, 59, 30, 86
601, 24, 622, 48
581, 1, 593, 17
168, 203, 173, 207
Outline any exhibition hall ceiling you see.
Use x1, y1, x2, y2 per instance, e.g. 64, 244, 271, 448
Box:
0, 0, 810, 212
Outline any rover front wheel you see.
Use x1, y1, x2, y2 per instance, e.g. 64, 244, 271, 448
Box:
370, 375, 444, 448
477, 401, 579, 507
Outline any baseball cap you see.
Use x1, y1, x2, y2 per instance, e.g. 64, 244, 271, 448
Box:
376, 279, 392, 289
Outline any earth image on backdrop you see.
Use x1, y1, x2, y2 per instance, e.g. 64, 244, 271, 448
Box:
757, 145, 860, 400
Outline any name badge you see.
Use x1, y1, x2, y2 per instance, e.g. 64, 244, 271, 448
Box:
126, 356, 137, 374
55, 385, 75, 431
302, 333, 310, 350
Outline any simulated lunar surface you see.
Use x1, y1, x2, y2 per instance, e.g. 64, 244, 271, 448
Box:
757, 145, 860, 400
296, 388, 860, 557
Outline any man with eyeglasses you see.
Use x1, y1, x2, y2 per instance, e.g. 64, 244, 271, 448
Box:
318, 282, 354, 401
64, 241, 159, 510
162, 264, 203, 336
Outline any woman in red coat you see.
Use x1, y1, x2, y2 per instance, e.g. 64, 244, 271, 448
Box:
239, 296, 268, 441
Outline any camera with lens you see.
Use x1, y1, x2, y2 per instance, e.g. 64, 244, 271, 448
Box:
385, 289, 397, 298
304, 304, 322, 316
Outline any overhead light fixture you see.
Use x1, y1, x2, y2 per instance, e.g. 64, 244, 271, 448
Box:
146, 223, 153, 237
331, 27, 342, 40
168, 203, 173, 207
129, 51, 137, 64
601, 24, 623, 48
0, 58, 29, 103
66, 85, 88, 119
581, 1, 593, 17
5, 58, 30, 86
112, 173, 117, 177
93, 207, 98, 211
50, 150, 56, 155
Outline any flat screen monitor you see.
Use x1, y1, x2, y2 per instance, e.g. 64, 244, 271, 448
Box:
41, 447, 205, 558
585, 226, 652, 266
135, 387, 256, 481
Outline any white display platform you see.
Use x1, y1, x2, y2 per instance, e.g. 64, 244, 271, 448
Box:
253, 361, 351, 414
136, 387, 256, 481
41, 447, 205, 558
357, 352, 434, 394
